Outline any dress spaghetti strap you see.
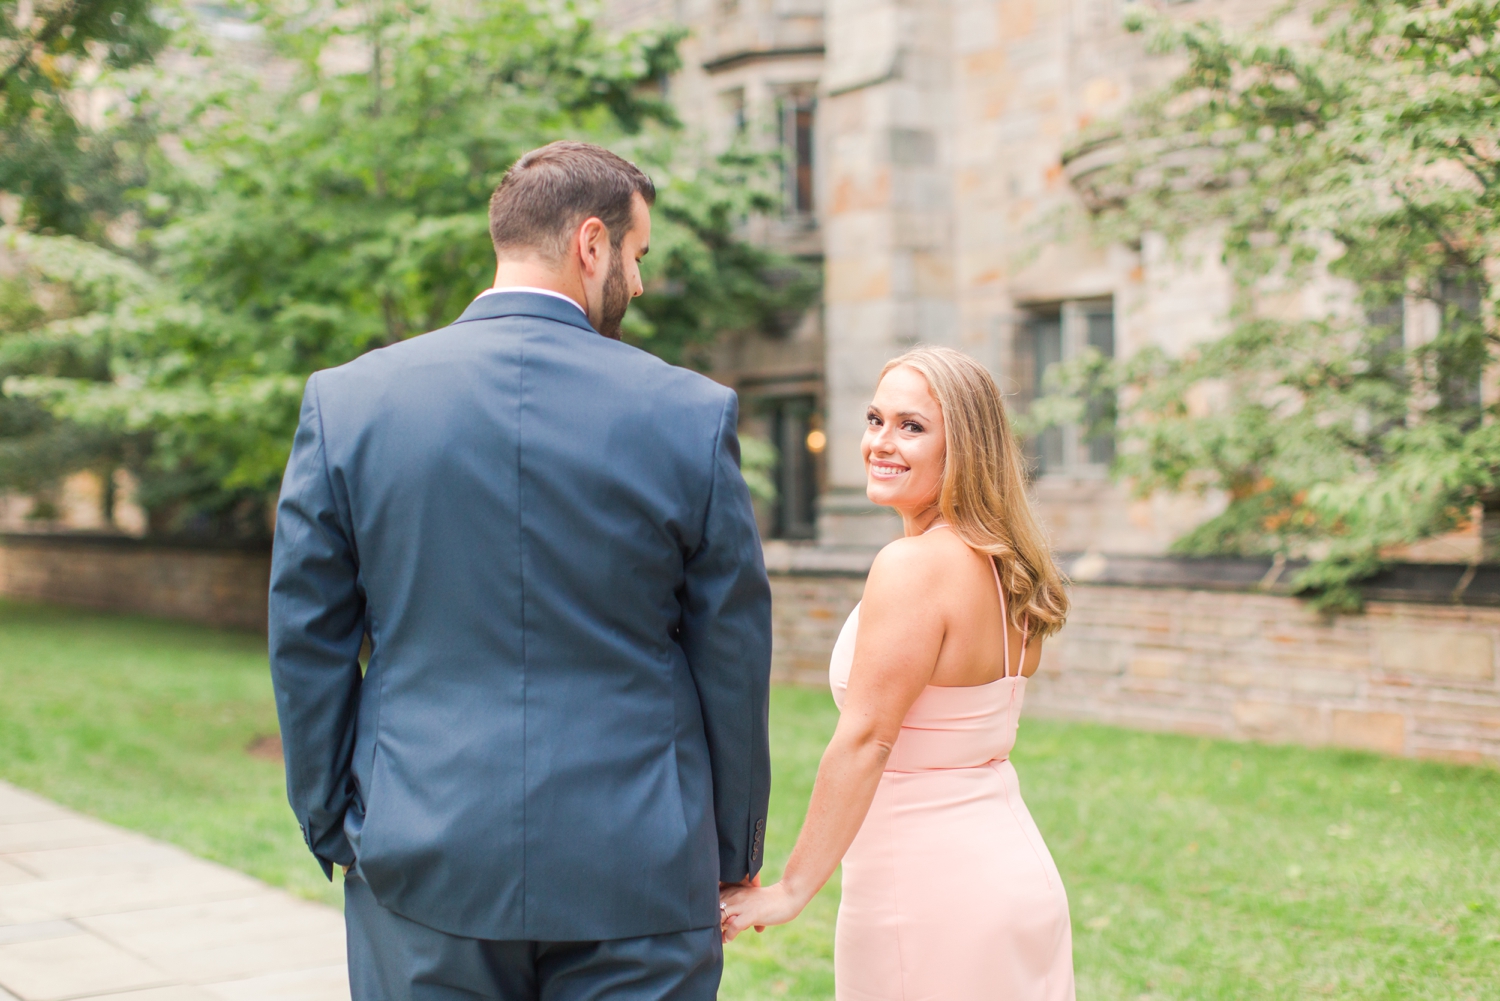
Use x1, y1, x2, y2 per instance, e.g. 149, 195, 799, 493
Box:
989, 557, 1019, 679
925, 522, 1025, 679
994, 558, 1030, 678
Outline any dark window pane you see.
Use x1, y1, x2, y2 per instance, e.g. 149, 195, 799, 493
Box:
781, 96, 815, 216
1087, 422, 1116, 466
1367, 298, 1404, 362
1367, 300, 1403, 334
1086, 309, 1114, 358
1033, 315, 1063, 377
1438, 275, 1482, 416
767, 396, 818, 539
721, 87, 746, 137
795, 105, 815, 214
1037, 426, 1065, 474
1029, 314, 1064, 475
1084, 306, 1116, 466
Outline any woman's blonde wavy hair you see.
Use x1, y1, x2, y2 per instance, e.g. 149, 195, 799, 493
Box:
879, 346, 1070, 639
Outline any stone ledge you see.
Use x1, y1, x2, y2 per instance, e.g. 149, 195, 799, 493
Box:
762, 542, 1500, 608
1, 531, 270, 554
1069, 553, 1500, 607
701, 44, 826, 73
762, 540, 878, 576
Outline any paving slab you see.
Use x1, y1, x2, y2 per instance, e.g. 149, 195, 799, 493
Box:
4, 865, 267, 921
0, 864, 34, 888
0, 819, 132, 855
6, 841, 199, 882
88, 990, 215, 1001
0, 780, 348, 1001
0, 789, 66, 826
201, 965, 349, 1001
0, 933, 172, 1000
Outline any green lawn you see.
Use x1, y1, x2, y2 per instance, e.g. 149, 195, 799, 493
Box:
1, 599, 1497, 998
0, 599, 340, 906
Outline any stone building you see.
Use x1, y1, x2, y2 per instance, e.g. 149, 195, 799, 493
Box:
614, 0, 832, 543
605, 0, 1297, 554
579, 1, 1500, 768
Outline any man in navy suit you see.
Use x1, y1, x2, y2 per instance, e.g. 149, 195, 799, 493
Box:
269, 141, 773, 1000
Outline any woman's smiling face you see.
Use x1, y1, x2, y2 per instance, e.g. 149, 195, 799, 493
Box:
862, 365, 946, 515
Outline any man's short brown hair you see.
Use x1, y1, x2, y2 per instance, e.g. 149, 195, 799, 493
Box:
488, 141, 656, 262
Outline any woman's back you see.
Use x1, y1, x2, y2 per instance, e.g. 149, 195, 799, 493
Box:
830, 603, 1023, 770
829, 525, 1032, 769
895, 524, 1040, 687
829, 534, 1075, 1001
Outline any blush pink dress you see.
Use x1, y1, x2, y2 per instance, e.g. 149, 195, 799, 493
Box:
829, 551, 1075, 1001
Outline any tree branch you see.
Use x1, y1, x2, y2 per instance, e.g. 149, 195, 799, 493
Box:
0, 0, 101, 91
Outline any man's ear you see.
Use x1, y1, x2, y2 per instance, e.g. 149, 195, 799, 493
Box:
575, 216, 609, 277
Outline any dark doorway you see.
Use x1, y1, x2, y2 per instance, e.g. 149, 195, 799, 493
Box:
764, 396, 819, 539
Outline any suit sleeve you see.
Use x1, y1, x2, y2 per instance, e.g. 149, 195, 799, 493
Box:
268, 374, 364, 879
679, 392, 773, 883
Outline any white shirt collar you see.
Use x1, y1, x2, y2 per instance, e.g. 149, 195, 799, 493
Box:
475, 286, 585, 315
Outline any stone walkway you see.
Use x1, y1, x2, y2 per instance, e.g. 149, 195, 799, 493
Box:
0, 781, 349, 1001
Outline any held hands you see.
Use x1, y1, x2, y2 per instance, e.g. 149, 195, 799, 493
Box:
718, 879, 806, 943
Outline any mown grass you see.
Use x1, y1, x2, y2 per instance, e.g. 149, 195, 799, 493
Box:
0, 599, 340, 906
1, 599, 1497, 998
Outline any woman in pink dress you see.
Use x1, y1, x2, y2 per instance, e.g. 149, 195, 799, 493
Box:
720, 346, 1075, 999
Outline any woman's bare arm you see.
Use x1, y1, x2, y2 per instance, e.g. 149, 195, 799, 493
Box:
720, 538, 948, 939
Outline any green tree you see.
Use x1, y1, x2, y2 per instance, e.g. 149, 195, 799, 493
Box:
0, 233, 127, 513
7, 0, 816, 537
1046, 0, 1500, 610
0, 0, 172, 518
1, 0, 170, 238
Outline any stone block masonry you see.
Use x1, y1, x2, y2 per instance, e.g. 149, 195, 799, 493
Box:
1031, 586, 1500, 764
0, 534, 271, 633
771, 574, 866, 687
768, 554, 1500, 766
5, 533, 1497, 765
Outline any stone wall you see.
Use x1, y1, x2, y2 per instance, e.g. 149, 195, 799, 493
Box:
0, 534, 271, 632
6, 532, 1496, 765
768, 559, 1500, 766
771, 573, 866, 686
1034, 586, 1500, 765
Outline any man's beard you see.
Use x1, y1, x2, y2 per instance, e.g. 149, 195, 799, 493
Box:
593, 251, 630, 340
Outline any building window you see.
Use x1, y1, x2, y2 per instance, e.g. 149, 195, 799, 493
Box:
1436, 274, 1483, 416
762, 395, 821, 539
778, 91, 815, 216
1015, 298, 1116, 476
720, 87, 746, 141
1382, 274, 1484, 420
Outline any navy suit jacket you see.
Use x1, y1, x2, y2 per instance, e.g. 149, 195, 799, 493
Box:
268, 292, 772, 941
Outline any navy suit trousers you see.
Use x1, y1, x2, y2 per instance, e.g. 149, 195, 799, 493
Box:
345, 875, 723, 1001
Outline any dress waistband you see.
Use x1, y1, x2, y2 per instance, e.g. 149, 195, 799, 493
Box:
882, 755, 1009, 775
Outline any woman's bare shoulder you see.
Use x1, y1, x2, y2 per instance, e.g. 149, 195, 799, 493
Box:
865, 531, 964, 597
